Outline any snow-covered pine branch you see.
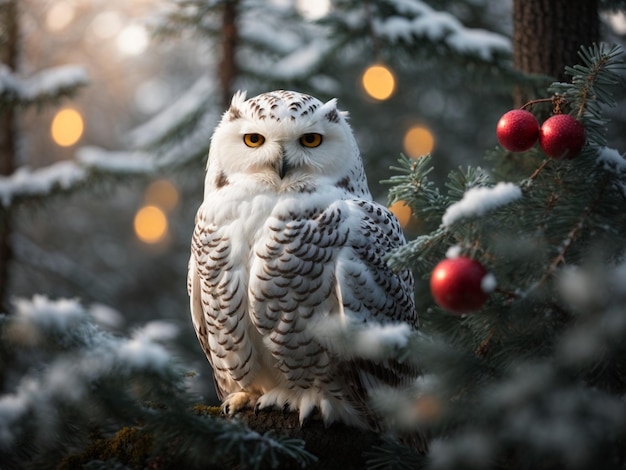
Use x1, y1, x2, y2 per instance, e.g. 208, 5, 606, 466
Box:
373, 0, 511, 62
0, 149, 155, 208
441, 182, 522, 227
0, 296, 316, 469
0, 65, 88, 106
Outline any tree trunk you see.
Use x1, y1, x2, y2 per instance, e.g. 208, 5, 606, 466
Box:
219, 0, 239, 108
0, 0, 19, 312
512, 0, 600, 107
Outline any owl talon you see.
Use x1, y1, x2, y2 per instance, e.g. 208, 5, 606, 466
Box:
282, 403, 290, 416
254, 403, 261, 415
221, 391, 259, 417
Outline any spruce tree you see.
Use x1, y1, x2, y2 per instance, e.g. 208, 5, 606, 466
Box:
1, 1, 626, 469
380, 42, 626, 469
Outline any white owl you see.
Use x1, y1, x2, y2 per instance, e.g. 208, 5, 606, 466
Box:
188, 90, 419, 434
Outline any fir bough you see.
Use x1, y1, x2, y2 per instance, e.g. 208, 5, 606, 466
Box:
368, 43, 626, 469
0, 296, 315, 469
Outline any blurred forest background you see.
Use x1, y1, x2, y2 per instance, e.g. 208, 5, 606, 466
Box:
3, 0, 626, 402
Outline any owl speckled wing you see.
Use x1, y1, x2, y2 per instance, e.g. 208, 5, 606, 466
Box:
247, 194, 417, 426
188, 89, 420, 439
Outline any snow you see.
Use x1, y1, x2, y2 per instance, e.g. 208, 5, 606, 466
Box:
0, 147, 162, 207
12, 295, 85, 333
481, 273, 497, 293
373, 1, 511, 62
429, 432, 494, 470
442, 182, 522, 227
270, 39, 329, 80
353, 322, 412, 359
134, 320, 180, 342
129, 76, 215, 148
89, 303, 125, 329
0, 393, 29, 446
0, 161, 86, 206
77, 146, 156, 173
21, 65, 89, 101
0, 296, 180, 448
597, 146, 626, 172
446, 245, 462, 259
116, 337, 171, 370
313, 317, 413, 360
0, 65, 87, 102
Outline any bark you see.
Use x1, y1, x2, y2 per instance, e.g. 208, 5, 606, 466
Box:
512, 0, 600, 106
237, 409, 384, 469
219, 0, 239, 108
0, 0, 19, 312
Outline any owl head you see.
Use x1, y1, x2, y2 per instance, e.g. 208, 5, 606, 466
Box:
205, 90, 370, 197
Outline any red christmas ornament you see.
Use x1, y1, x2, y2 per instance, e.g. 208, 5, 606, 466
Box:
539, 114, 586, 159
430, 256, 490, 314
496, 109, 540, 152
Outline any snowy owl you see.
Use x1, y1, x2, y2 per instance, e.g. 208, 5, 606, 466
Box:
188, 90, 419, 434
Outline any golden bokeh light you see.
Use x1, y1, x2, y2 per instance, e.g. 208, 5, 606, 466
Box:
46, 1, 75, 31
403, 126, 435, 158
389, 200, 412, 228
144, 179, 180, 212
51, 108, 84, 147
134, 205, 169, 244
361, 64, 396, 101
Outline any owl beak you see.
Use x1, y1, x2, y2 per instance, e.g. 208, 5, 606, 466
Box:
278, 150, 292, 179
279, 159, 290, 179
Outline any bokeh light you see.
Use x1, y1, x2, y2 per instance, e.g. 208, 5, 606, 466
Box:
51, 108, 84, 147
46, 1, 75, 31
134, 205, 168, 244
389, 200, 412, 228
403, 126, 435, 158
362, 64, 396, 101
90, 11, 124, 40
117, 24, 149, 56
144, 179, 179, 212
296, 0, 331, 20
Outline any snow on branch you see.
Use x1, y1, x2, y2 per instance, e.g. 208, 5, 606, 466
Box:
442, 182, 522, 227
77, 147, 156, 174
21, 66, 89, 102
0, 161, 86, 206
263, 39, 330, 81
129, 76, 215, 149
597, 146, 626, 172
0, 148, 159, 208
0, 65, 88, 105
373, 1, 511, 62
0, 296, 180, 449
313, 317, 413, 360
597, 146, 626, 196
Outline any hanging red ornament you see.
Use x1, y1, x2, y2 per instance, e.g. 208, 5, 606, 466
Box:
539, 114, 586, 159
496, 109, 540, 152
430, 256, 492, 314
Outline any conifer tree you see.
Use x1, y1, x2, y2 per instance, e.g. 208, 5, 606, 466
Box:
1, 1, 626, 469
380, 42, 626, 470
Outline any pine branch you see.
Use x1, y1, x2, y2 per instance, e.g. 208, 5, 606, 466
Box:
0, 297, 318, 470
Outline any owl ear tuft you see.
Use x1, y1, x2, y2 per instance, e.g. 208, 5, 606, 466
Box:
225, 91, 248, 122
321, 98, 346, 123
231, 90, 248, 107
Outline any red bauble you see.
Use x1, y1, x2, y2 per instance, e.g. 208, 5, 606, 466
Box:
539, 114, 586, 159
496, 109, 540, 152
430, 257, 490, 314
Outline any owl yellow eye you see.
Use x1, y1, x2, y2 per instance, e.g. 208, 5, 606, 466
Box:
243, 133, 265, 147
299, 133, 323, 148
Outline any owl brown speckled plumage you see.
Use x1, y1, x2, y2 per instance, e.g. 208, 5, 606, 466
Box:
188, 90, 421, 443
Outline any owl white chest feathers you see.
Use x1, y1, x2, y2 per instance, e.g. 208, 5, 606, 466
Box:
188, 90, 419, 433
